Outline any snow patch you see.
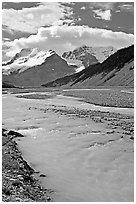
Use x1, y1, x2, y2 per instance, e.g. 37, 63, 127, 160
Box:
75, 66, 85, 73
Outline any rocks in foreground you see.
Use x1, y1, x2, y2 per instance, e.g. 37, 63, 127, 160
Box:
2, 129, 53, 202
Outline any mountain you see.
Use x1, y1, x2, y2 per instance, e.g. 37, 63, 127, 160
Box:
2, 81, 17, 88
2, 48, 76, 87
2, 48, 32, 68
42, 45, 134, 88
62, 45, 117, 71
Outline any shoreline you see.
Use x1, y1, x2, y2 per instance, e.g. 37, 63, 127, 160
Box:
2, 128, 53, 202
2, 89, 134, 201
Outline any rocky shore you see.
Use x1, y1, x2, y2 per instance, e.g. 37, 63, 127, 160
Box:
2, 128, 53, 202
63, 89, 134, 108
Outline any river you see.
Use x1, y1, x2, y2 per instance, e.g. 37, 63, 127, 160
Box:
2, 92, 134, 202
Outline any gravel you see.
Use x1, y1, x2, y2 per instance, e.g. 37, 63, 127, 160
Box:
2, 129, 53, 202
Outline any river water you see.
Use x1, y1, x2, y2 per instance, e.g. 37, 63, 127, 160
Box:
2, 92, 134, 202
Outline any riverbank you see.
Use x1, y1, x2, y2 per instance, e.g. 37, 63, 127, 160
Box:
63, 88, 134, 108
2, 128, 53, 202
2, 90, 134, 201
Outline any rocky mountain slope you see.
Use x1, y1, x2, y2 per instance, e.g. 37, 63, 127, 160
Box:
62, 45, 117, 70
42, 45, 134, 88
2, 82, 17, 88
2, 48, 76, 87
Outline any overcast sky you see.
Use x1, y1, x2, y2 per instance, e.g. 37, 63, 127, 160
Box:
2, 1, 134, 61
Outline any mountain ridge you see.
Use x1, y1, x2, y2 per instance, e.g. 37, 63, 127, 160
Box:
2, 48, 77, 87
62, 45, 117, 69
42, 45, 134, 88
2, 45, 133, 88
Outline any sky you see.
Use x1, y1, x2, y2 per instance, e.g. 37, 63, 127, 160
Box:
2, 1, 134, 62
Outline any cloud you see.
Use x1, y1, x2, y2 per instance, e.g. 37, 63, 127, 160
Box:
4, 25, 134, 58
2, 3, 73, 33
3, 38, 10, 41
90, 2, 115, 21
80, 6, 86, 10
90, 2, 134, 13
118, 4, 134, 12
91, 2, 134, 21
93, 9, 111, 21
90, 2, 115, 10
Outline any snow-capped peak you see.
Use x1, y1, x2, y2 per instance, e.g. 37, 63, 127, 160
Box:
62, 45, 117, 64
2, 48, 57, 74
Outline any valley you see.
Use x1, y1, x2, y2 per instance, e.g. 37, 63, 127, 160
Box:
2, 87, 134, 202
2, 43, 134, 202
2, 2, 134, 202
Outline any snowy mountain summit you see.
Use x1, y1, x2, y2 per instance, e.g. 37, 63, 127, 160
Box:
2, 48, 76, 87
62, 45, 117, 68
2, 46, 117, 87
2, 48, 57, 74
